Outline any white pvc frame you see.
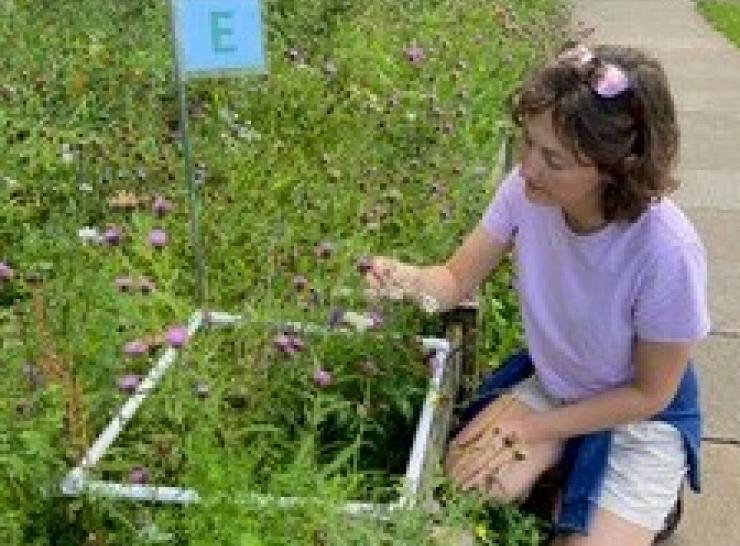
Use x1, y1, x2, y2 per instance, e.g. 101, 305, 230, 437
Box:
60, 309, 458, 520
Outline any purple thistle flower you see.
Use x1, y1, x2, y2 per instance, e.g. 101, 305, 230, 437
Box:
127, 465, 150, 484
313, 368, 332, 388
405, 45, 424, 64
288, 335, 305, 352
273, 333, 296, 355
152, 195, 172, 217
327, 307, 345, 329
165, 326, 188, 348
149, 229, 167, 249
115, 276, 134, 292
0, 262, 14, 281
103, 226, 122, 246
365, 310, 385, 329
116, 373, 142, 393
123, 340, 149, 356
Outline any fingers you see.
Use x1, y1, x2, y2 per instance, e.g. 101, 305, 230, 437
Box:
445, 395, 526, 494
447, 436, 510, 492
448, 428, 495, 486
449, 398, 507, 450
449, 413, 492, 450
362, 257, 390, 288
360, 257, 410, 301
446, 431, 524, 494
450, 393, 518, 450
361, 257, 389, 301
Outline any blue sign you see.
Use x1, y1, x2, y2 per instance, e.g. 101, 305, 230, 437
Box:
172, 0, 266, 77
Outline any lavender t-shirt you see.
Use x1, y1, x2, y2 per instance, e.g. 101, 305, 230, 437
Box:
480, 166, 710, 402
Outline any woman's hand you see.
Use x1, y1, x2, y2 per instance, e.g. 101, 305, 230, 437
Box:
445, 394, 532, 496
447, 419, 529, 493
361, 256, 419, 302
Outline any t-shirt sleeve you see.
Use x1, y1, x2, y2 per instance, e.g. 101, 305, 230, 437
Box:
633, 242, 711, 342
479, 167, 522, 245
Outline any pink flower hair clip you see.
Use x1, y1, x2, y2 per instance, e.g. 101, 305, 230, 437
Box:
593, 64, 630, 98
557, 44, 631, 99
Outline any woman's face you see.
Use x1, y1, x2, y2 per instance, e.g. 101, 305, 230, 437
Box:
519, 110, 604, 223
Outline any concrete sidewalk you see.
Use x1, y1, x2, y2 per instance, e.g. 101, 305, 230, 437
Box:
572, 1, 740, 545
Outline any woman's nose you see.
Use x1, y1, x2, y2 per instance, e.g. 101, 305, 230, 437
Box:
520, 149, 542, 181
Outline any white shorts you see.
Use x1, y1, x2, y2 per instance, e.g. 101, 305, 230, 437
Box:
511, 375, 688, 532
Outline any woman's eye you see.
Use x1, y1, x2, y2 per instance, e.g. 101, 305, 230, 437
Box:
545, 155, 565, 170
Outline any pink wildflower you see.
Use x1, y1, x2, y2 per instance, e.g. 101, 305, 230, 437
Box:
313, 368, 332, 388
149, 229, 167, 248
273, 333, 304, 354
405, 45, 424, 64
123, 340, 149, 356
152, 196, 172, 217
327, 307, 345, 329
365, 310, 384, 329
103, 226, 122, 246
127, 465, 150, 484
0, 262, 14, 281
116, 374, 142, 393
165, 326, 188, 348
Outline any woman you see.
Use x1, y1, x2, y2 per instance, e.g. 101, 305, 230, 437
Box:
362, 44, 709, 545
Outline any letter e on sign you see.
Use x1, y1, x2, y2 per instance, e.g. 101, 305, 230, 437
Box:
172, 0, 266, 77
211, 11, 237, 53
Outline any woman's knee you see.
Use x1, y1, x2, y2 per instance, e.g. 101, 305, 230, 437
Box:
558, 507, 656, 546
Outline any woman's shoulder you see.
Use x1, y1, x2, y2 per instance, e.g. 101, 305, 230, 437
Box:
622, 198, 706, 271
637, 198, 704, 251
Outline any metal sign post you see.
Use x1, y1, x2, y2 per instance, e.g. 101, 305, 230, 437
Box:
169, 0, 267, 308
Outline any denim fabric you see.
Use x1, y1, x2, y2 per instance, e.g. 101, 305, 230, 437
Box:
456, 350, 701, 535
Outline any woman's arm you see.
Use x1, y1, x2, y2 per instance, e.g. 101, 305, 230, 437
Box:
448, 340, 694, 489
519, 339, 693, 444
366, 224, 512, 312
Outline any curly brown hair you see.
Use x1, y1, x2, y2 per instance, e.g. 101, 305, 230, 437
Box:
510, 44, 680, 222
